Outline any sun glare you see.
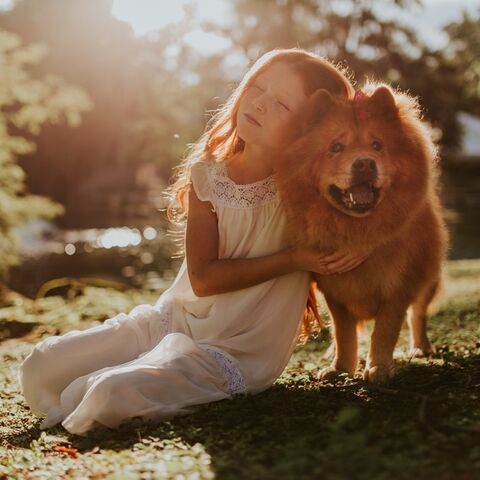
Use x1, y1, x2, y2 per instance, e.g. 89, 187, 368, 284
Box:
0, 0, 13, 10
112, 0, 190, 34
112, 0, 231, 55
111, 0, 232, 54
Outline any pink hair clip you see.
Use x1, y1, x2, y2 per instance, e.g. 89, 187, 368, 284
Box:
353, 89, 370, 121
354, 89, 366, 102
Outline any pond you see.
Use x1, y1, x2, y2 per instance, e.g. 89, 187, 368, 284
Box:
8, 217, 183, 298
8, 204, 479, 300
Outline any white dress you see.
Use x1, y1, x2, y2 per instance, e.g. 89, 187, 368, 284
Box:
17, 159, 311, 436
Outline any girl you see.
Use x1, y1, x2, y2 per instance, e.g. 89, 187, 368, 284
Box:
17, 48, 371, 436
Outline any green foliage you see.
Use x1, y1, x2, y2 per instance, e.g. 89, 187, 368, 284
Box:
124, 46, 230, 181
444, 11, 480, 113
0, 28, 93, 279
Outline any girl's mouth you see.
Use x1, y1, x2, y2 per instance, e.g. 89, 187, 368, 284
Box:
244, 113, 261, 126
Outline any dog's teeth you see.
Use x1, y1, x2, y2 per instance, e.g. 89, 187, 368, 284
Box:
349, 193, 354, 203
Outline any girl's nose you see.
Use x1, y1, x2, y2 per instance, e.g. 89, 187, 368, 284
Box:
253, 98, 266, 113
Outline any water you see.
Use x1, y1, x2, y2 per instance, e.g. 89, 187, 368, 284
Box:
9, 219, 183, 298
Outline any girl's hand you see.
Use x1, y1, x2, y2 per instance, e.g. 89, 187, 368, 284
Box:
291, 246, 374, 275
291, 246, 335, 274
319, 248, 373, 274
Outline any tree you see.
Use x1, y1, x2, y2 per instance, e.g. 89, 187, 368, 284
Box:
0, 28, 92, 281
205, 0, 475, 150
444, 9, 480, 115
0, 0, 234, 226
0, 0, 141, 224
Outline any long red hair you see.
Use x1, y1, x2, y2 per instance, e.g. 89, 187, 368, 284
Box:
163, 47, 355, 342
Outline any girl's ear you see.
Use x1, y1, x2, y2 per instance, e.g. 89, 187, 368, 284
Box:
306, 89, 336, 125
368, 86, 398, 121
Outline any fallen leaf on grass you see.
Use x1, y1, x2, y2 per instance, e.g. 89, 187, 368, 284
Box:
52, 446, 79, 458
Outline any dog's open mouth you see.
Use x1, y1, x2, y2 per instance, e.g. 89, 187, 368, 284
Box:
329, 183, 380, 213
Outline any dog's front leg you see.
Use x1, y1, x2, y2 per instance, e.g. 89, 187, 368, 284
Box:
407, 279, 438, 358
317, 298, 358, 381
364, 305, 407, 383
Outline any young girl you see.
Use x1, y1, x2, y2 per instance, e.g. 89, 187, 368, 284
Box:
18, 48, 370, 436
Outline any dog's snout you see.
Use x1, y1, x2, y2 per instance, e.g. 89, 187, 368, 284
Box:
352, 157, 377, 182
353, 157, 377, 174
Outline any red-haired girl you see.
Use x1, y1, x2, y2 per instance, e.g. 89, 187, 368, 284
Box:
18, 48, 371, 436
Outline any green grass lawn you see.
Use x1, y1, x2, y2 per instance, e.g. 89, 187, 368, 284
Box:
1, 259, 479, 479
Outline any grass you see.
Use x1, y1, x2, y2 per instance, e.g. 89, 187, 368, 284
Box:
1, 259, 479, 479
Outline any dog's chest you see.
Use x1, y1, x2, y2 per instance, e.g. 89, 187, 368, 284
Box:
314, 271, 385, 319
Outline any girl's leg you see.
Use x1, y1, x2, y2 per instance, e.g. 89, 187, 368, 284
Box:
18, 301, 173, 417
56, 333, 231, 436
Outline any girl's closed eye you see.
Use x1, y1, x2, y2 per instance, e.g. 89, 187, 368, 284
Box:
251, 83, 290, 111
277, 100, 289, 111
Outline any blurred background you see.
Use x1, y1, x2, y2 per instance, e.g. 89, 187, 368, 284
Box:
0, 0, 479, 299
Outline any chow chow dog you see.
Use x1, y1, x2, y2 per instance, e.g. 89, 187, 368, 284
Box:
276, 84, 449, 383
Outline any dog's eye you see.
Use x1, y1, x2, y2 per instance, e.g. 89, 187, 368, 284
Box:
330, 142, 344, 153
372, 140, 383, 151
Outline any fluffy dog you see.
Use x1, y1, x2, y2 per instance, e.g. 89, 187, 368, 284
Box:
276, 84, 449, 383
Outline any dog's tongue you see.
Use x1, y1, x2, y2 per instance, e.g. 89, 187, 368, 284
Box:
348, 183, 374, 204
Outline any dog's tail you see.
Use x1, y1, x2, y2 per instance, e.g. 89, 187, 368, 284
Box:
426, 275, 445, 316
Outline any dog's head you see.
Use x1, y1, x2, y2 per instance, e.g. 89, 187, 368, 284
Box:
286, 84, 437, 220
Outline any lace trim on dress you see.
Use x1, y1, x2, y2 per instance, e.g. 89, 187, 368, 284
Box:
153, 300, 173, 338
123, 300, 173, 351
204, 347, 247, 396
207, 161, 278, 209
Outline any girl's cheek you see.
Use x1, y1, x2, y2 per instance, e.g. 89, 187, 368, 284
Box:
274, 114, 304, 146
272, 112, 290, 127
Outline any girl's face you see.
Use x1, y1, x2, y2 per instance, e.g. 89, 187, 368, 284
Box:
236, 62, 309, 150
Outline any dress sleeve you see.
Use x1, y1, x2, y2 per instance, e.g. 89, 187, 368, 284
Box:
190, 161, 215, 208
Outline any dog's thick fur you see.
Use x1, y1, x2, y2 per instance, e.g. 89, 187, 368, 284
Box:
276, 84, 449, 383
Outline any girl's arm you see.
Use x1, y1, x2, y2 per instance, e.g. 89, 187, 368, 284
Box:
186, 184, 338, 297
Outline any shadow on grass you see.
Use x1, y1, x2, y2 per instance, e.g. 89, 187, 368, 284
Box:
0, 319, 39, 342
2, 268, 479, 479
6, 352, 480, 479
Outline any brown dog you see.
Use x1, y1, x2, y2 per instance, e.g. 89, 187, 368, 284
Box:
276, 84, 449, 383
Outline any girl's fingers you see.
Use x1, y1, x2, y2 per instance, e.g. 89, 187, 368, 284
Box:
328, 253, 369, 273
313, 265, 335, 275
331, 262, 356, 274
320, 253, 349, 267
337, 261, 361, 274
319, 250, 347, 262
323, 254, 356, 271
340, 254, 371, 272
320, 247, 370, 263
313, 250, 372, 274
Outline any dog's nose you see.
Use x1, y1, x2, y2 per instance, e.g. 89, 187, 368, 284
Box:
352, 157, 377, 182
353, 157, 377, 174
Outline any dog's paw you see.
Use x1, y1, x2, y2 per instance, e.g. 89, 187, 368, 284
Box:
363, 364, 393, 383
317, 366, 350, 382
409, 343, 435, 358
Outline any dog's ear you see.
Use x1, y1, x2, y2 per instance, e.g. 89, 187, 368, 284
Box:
305, 88, 336, 125
368, 86, 398, 121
